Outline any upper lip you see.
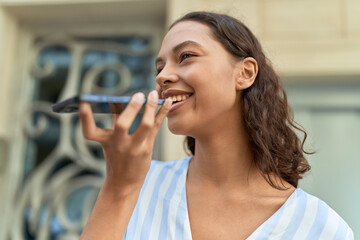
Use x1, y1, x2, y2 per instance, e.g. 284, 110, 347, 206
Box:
161, 89, 193, 99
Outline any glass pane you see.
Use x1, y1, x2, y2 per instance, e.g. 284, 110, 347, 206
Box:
21, 35, 156, 239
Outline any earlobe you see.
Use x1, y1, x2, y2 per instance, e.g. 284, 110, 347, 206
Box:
235, 57, 258, 90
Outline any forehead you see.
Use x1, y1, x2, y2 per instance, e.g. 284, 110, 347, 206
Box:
166, 21, 213, 41
158, 21, 217, 54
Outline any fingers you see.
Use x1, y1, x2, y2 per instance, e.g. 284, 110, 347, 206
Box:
155, 84, 162, 98
79, 102, 110, 142
134, 94, 172, 142
133, 91, 159, 141
151, 98, 172, 138
109, 103, 123, 115
109, 103, 123, 129
113, 92, 145, 134
80, 91, 169, 146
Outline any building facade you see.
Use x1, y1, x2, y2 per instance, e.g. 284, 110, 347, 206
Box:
0, 0, 359, 239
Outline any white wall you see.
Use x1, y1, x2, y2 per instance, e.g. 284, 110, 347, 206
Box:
286, 81, 360, 236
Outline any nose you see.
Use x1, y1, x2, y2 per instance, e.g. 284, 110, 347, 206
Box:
155, 64, 179, 88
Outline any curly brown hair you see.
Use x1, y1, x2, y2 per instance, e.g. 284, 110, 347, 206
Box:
171, 11, 312, 189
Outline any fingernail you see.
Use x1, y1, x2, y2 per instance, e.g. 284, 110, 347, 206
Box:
164, 98, 172, 109
133, 92, 145, 104
149, 90, 158, 104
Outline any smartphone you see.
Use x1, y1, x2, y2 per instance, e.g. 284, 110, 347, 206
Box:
52, 94, 165, 114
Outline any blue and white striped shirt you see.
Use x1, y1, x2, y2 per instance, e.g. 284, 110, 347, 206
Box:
124, 157, 354, 239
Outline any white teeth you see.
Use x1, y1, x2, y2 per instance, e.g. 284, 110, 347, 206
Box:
166, 94, 190, 102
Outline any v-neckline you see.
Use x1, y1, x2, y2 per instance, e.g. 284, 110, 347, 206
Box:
179, 157, 299, 240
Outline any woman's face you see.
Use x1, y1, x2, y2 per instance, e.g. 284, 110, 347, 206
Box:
156, 20, 242, 137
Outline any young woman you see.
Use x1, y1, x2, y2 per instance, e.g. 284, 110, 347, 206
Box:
79, 11, 353, 240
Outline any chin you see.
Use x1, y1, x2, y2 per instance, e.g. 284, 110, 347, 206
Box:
167, 119, 192, 136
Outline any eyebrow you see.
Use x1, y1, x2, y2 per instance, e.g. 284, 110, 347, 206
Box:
155, 40, 203, 65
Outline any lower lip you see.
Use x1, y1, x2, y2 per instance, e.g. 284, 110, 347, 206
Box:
169, 95, 192, 112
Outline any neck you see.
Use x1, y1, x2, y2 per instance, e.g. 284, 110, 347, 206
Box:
188, 112, 260, 190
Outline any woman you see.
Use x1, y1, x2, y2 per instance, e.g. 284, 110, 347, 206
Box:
79, 11, 353, 239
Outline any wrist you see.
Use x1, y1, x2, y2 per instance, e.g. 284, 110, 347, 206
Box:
100, 178, 144, 201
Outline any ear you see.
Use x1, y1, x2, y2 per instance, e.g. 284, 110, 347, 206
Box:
235, 57, 258, 90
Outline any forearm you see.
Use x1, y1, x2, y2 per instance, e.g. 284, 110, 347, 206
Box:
78, 92, 171, 239
79, 183, 142, 240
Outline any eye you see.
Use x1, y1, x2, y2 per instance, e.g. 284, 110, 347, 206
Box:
156, 66, 163, 75
179, 52, 196, 63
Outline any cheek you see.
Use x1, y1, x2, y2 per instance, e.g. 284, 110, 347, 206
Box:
196, 82, 238, 125
196, 78, 237, 107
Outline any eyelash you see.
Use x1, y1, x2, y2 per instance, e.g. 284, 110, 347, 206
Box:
156, 67, 163, 75
179, 52, 195, 63
156, 52, 196, 75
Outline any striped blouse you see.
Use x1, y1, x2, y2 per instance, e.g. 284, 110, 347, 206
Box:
124, 157, 354, 239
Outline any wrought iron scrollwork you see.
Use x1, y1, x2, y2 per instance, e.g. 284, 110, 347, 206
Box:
11, 34, 156, 239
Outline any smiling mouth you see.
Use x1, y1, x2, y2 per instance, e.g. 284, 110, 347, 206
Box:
166, 94, 191, 104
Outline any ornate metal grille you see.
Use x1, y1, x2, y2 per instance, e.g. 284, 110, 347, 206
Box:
8, 35, 159, 240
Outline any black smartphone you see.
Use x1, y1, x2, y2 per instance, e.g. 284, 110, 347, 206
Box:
52, 94, 165, 114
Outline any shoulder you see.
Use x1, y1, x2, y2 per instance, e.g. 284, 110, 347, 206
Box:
292, 189, 354, 239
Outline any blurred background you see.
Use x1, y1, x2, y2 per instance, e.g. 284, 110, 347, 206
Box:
0, 0, 359, 239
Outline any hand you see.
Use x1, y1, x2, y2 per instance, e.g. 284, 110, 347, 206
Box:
79, 91, 172, 193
